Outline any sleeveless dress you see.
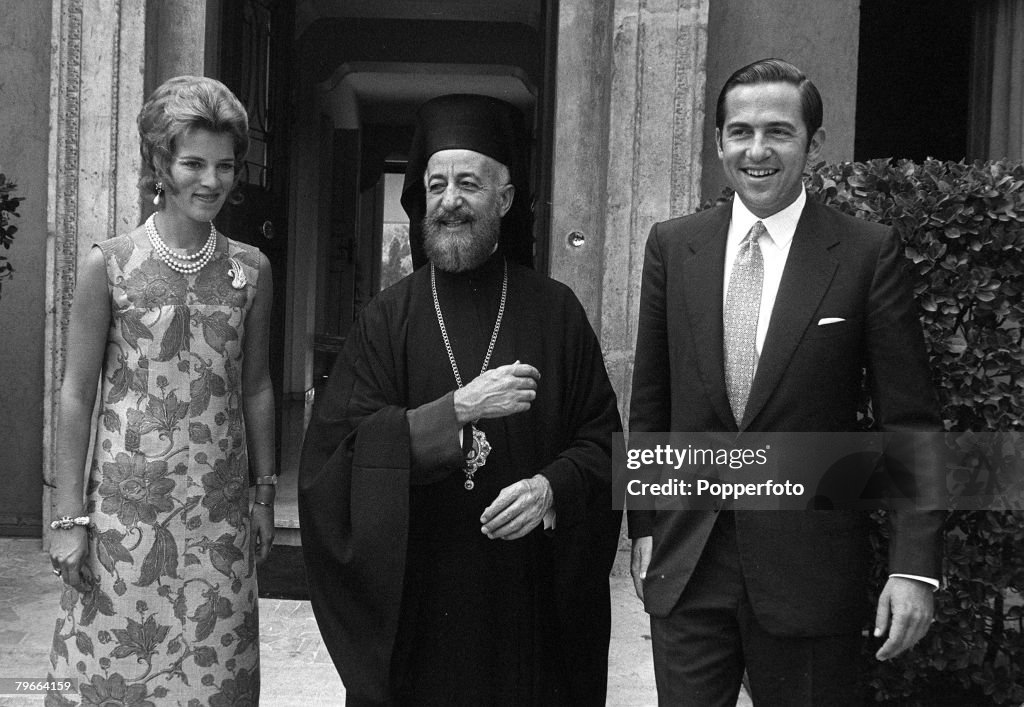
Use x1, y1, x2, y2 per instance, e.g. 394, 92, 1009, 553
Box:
48, 229, 263, 707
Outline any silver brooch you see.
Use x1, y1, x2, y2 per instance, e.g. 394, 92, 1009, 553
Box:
227, 257, 247, 289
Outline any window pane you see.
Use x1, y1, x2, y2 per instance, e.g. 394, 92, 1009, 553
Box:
380, 172, 412, 290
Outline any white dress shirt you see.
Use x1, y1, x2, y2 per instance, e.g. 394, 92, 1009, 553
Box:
723, 188, 805, 363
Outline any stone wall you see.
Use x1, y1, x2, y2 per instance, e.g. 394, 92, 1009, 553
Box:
549, 0, 711, 424
701, 0, 860, 201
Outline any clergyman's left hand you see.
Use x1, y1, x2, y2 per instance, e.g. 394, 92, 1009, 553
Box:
480, 474, 553, 540
873, 576, 934, 660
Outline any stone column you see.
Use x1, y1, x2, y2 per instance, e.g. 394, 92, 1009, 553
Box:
144, 0, 208, 92
549, 0, 710, 417
547, 0, 615, 327
42, 0, 177, 538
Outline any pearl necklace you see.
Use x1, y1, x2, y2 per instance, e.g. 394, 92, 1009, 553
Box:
145, 213, 217, 275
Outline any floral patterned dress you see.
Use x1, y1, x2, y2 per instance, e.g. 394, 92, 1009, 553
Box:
48, 229, 263, 707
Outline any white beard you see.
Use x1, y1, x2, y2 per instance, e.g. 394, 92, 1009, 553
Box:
423, 206, 502, 273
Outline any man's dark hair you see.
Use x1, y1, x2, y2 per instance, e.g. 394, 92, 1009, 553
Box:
715, 58, 823, 144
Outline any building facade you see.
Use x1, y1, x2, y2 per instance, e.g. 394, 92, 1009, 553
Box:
0, 0, 1016, 537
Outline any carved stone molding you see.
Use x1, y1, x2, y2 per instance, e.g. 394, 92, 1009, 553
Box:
44, 0, 84, 507
668, 2, 710, 217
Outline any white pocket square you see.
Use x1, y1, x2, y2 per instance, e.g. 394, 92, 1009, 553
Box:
817, 317, 846, 325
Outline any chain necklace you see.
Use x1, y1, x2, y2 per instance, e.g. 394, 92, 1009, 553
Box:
431, 259, 508, 490
145, 212, 217, 275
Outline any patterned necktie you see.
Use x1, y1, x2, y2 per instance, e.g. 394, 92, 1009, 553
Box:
724, 220, 766, 426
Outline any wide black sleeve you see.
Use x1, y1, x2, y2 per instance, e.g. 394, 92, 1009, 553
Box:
535, 288, 622, 529
406, 391, 467, 483
297, 301, 412, 702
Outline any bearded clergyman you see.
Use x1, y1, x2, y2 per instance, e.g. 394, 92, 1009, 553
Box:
298, 93, 622, 707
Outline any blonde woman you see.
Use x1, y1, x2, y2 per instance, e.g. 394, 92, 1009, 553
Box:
47, 76, 275, 704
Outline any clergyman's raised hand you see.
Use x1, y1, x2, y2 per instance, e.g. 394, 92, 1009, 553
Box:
454, 360, 540, 423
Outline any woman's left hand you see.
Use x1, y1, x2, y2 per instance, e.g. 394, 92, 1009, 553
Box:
251, 503, 275, 565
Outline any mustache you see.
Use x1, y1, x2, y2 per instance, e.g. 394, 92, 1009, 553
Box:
425, 206, 475, 224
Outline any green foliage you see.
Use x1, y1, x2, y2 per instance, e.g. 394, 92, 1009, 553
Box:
808, 158, 1024, 434
806, 158, 1024, 705
0, 172, 25, 302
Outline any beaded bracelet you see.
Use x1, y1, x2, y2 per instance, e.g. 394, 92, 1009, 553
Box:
255, 475, 278, 486
50, 516, 90, 531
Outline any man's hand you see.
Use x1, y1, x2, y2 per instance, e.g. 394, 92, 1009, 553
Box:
874, 576, 934, 660
454, 361, 540, 424
631, 536, 652, 602
480, 474, 553, 540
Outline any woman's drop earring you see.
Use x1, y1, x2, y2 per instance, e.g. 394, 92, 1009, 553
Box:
153, 182, 164, 207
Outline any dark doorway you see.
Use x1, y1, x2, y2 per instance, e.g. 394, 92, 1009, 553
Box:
215, 0, 294, 468
299, 1, 553, 380
855, 0, 972, 162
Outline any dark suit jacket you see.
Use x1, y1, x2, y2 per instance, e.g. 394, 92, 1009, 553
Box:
628, 198, 944, 636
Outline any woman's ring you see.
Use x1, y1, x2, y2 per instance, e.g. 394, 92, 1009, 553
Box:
52, 568, 61, 576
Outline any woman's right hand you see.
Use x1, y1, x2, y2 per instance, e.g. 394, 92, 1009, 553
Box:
49, 526, 90, 592
50, 244, 107, 595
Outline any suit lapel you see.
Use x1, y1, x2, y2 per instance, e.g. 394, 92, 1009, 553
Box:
742, 200, 839, 428
679, 208, 735, 429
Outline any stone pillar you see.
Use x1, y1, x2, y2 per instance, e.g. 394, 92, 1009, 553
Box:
547, 0, 615, 328
144, 0, 208, 92
549, 0, 710, 417
42, 0, 184, 538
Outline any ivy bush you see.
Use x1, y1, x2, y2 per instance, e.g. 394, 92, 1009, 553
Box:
805, 158, 1024, 705
0, 172, 25, 303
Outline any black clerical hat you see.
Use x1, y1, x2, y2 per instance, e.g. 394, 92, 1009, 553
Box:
401, 93, 533, 269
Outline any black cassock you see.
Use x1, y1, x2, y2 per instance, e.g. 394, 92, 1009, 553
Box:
298, 251, 622, 706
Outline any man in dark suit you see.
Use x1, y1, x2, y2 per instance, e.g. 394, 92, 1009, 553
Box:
628, 58, 944, 706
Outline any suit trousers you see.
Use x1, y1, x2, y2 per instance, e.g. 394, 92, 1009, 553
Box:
649, 512, 864, 707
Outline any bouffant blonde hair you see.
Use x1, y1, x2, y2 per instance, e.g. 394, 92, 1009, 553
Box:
137, 76, 249, 202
